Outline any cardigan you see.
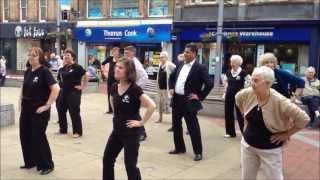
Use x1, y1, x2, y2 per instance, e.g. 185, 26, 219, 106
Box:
235, 87, 309, 133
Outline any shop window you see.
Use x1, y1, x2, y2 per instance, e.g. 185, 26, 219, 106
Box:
265, 44, 308, 75
148, 0, 169, 17
111, 0, 139, 18
87, 0, 103, 19
39, 0, 47, 21
61, 0, 72, 10
20, 0, 27, 22
3, 0, 10, 22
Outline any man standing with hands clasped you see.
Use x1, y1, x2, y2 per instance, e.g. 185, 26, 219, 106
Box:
168, 43, 214, 161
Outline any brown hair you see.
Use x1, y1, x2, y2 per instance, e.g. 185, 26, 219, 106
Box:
28, 47, 45, 65
64, 48, 77, 60
124, 45, 136, 54
117, 58, 136, 84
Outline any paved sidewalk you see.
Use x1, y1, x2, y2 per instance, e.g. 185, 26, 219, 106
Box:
1, 87, 319, 180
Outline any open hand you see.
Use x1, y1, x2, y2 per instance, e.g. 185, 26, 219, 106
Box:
36, 105, 50, 114
270, 132, 290, 145
126, 120, 143, 128
188, 93, 199, 100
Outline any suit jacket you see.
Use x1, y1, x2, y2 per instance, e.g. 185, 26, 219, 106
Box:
169, 60, 214, 112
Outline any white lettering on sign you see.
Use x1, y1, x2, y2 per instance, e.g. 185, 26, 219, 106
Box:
103, 30, 122, 37
124, 30, 137, 36
203, 31, 274, 38
14, 25, 46, 38
239, 32, 273, 37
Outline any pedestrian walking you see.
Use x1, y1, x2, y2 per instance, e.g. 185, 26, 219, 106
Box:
223, 55, 250, 138
56, 48, 88, 138
0, 56, 6, 86
124, 45, 149, 141
168, 43, 214, 161
235, 66, 309, 180
102, 46, 121, 114
155, 51, 176, 123
19, 47, 60, 175
102, 59, 156, 180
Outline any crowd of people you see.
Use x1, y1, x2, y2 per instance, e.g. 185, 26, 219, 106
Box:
15, 42, 319, 179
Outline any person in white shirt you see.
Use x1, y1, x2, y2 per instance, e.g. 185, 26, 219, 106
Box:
0, 56, 6, 86
301, 66, 320, 128
124, 45, 149, 141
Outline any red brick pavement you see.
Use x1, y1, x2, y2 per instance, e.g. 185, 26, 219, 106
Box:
206, 117, 320, 180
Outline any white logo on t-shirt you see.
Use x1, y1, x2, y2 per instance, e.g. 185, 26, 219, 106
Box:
33, 76, 39, 83
122, 95, 130, 103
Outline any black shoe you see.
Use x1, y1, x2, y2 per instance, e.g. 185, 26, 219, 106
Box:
20, 165, 35, 169
139, 134, 147, 141
107, 111, 113, 114
167, 127, 173, 132
40, 168, 54, 175
168, 149, 186, 155
194, 154, 202, 161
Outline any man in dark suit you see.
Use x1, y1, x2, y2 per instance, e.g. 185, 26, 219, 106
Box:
169, 43, 214, 161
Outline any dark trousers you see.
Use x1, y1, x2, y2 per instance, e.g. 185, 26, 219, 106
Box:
172, 95, 202, 155
107, 83, 113, 112
57, 90, 83, 135
103, 131, 141, 180
19, 100, 54, 170
301, 95, 320, 127
224, 91, 244, 136
0, 74, 5, 86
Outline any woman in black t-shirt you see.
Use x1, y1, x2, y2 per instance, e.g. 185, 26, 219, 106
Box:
56, 48, 88, 138
19, 47, 60, 175
103, 59, 156, 180
223, 55, 250, 138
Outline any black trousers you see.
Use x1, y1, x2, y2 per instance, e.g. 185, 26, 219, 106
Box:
224, 90, 244, 137
103, 131, 141, 180
0, 74, 5, 86
19, 100, 54, 170
172, 95, 202, 155
57, 90, 83, 135
107, 83, 113, 112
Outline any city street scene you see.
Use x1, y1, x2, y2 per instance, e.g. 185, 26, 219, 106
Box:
0, 0, 320, 180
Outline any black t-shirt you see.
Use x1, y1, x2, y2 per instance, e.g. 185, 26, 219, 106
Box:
110, 83, 143, 135
57, 63, 86, 92
244, 106, 283, 149
158, 66, 167, 90
226, 70, 247, 94
22, 66, 56, 102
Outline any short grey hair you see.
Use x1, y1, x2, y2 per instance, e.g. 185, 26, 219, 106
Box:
230, 55, 243, 66
258, 53, 278, 66
306, 66, 316, 74
252, 66, 275, 87
160, 51, 169, 59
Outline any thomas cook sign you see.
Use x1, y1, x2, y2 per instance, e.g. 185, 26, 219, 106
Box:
14, 25, 46, 38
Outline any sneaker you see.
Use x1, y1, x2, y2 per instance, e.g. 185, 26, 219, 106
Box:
224, 134, 236, 138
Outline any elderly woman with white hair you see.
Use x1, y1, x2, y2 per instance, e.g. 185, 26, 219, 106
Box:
301, 66, 320, 128
223, 54, 250, 138
156, 51, 176, 123
235, 66, 309, 180
259, 53, 304, 98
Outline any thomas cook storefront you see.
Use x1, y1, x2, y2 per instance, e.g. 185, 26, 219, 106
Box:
74, 19, 172, 79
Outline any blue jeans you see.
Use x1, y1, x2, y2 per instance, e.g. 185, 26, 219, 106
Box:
301, 95, 320, 127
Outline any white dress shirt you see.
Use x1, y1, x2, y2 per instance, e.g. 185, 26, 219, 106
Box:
175, 59, 196, 95
133, 57, 148, 88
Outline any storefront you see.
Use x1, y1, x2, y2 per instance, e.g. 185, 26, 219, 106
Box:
74, 19, 172, 79
0, 22, 75, 73
173, 20, 320, 76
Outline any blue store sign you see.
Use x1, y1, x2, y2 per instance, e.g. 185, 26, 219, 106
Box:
75, 24, 171, 43
180, 27, 312, 42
